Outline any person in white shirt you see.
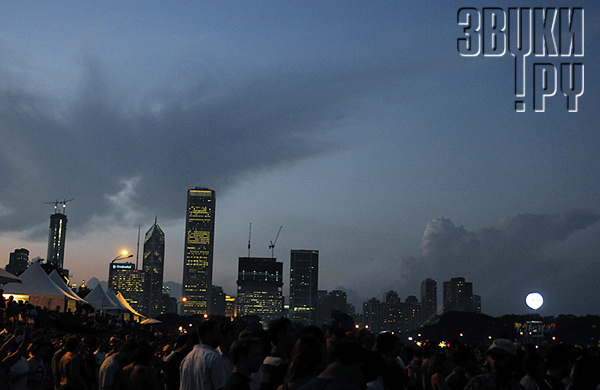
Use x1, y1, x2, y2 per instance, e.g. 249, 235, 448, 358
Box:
180, 320, 227, 390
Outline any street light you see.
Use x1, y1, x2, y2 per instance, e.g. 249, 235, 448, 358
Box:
177, 297, 187, 315
111, 250, 133, 263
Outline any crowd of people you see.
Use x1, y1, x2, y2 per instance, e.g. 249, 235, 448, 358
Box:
0, 295, 598, 390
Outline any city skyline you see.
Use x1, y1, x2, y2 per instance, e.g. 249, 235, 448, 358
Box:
0, 2, 599, 317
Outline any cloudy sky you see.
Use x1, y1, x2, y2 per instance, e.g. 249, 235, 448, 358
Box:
1, 1, 599, 317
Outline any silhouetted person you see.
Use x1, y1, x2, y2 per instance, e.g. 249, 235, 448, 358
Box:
465, 339, 523, 390
540, 345, 572, 390
225, 337, 264, 390
180, 320, 227, 390
278, 332, 326, 390
121, 341, 159, 390
163, 334, 196, 390
99, 340, 137, 390
259, 318, 294, 390
298, 340, 366, 390
375, 332, 407, 390
520, 352, 544, 390
58, 336, 87, 390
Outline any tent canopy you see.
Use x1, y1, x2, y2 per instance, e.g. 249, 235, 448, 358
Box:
85, 284, 124, 312
4, 262, 78, 298
48, 270, 87, 302
2, 262, 86, 311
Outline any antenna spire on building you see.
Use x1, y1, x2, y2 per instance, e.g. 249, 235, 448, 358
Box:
248, 223, 252, 257
44, 198, 74, 214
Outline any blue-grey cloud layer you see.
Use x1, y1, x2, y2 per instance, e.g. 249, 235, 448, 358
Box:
0, 55, 396, 236
401, 210, 600, 315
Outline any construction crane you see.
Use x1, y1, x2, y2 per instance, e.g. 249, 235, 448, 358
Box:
44, 198, 75, 214
269, 226, 282, 259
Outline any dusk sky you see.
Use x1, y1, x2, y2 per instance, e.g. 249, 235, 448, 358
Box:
1, 1, 599, 317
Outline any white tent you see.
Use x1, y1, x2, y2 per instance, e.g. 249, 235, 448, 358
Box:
84, 284, 125, 313
48, 270, 87, 303
86, 285, 147, 321
114, 292, 147, 319
2, 262, 83, 311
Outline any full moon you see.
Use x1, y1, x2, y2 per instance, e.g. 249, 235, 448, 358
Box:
526, 292, 544, 310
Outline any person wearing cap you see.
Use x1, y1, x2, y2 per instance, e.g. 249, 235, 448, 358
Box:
465, 339, 523, 390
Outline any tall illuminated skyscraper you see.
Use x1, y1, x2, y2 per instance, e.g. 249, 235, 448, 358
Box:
47, 212, 68, 269
143, 218, 165, 318
289, 249, 319, 324
182, 188, 216, 316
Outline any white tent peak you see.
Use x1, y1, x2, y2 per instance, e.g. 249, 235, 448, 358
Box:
4, 262, 75, 297
48, 270, 86, 302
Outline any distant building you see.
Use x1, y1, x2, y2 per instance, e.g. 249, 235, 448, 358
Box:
47, 212, 67, 269
161, 286, 177, 314
6, 248, 29, 276
237, 257, 283, 325
363, 297, 386, 333
163, 293, 177, 314
225, 295, 237, 318
289, 249, 319, 325
209, 285, 226, 316
182, 188, 216, 316
143, 219, 165, 318
316, 290, 329, 324
404, 295, 420, 331
443, 277, 480, 313
363, 292, 421, 334
108, 262, 145, 312
327, 290, 348, 313
471, 294, 482, 313
420, 278, 437, 324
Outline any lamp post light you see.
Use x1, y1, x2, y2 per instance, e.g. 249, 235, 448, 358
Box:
107, 250, 134, 294
111, 250, 133, 264
177, 297, 187, 315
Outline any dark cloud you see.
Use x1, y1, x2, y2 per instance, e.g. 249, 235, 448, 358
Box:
0, 56, 392, 237
400, 210, 600, 315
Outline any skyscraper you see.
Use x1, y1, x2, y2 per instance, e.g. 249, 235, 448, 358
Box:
47, 212, 67, 269
443, 277, 480, 313
237, 257, 283, 324
6, 248, 29, 276
182, 188, 216, 316
143, 218, 165, 318
420, 278, 437, 324
289, 249, 319, 324
108, 262, 145, 312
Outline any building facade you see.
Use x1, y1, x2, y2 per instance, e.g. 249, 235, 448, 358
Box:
143, 219, 165, 317
209, 285, 226, 316
6, 248, 29, 276
182, 188, 216, 316
108, 262, 145, 312
236, 257, 283, 325
363, 292, 421, 334
420, 278, 437, 324
443, 277, 481, 313
289, 249, 319, 324
47, 212, 68, 269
